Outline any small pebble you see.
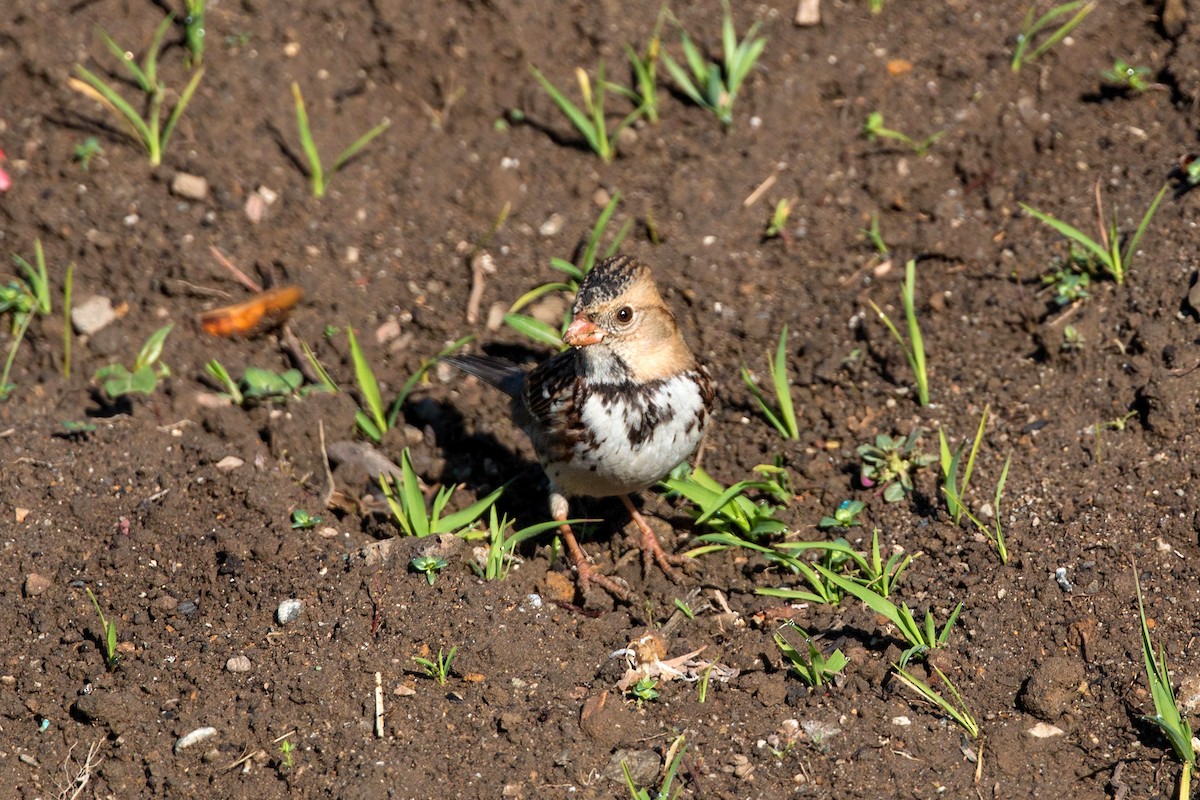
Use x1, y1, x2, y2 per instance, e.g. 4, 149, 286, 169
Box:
215, 456, 243, 472
892, 715, 911, 727
23, 573, 51, 597
1054, 567, 1073, 593
177, 600, 198, 615
170, 172, 208, 201
277, 599, 304, 625
1027, 722, 1065, 739
538, 213, 564, 237
225, 655, 252, 673
71, 296, 117, 336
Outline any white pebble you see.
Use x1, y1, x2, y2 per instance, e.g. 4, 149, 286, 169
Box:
225, 655, 251, 673
891, 716, 911, 727
276, 599, 304, 625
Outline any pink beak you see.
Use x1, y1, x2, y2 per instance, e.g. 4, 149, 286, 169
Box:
562, 315, 605, 347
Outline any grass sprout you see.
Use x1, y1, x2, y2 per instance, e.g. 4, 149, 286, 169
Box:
69, 17, 205, 166
346, 325, 387, 440
531, 62, 645, 163
892, 663, 979, 738
85, 587, 120, 670
1, 240, 53, 400
461, 507, 582, 580
95, 323, 173, 399
1011, 1, 1096, 72
940, 413, 1012, 564
868, 259, 929, 406
412, 645, 457, 686
742, 325, 799, 439
613, 12, 668, 125
291, 82, 390, 198
661, 1, 766, 127
505, 192, 630, 348
817, 566, 961, 666
663, 464, 789, 542
380, 448, 504, 538
183, 0, 205, 67
775, 622, 848, 687
772, 529, 916, 599
1019, 181, 1168, 286
1135, 568, 1196, 799
862, 112, 944, 156
1102, 58, 1151, 93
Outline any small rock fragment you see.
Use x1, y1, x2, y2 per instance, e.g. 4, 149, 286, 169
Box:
539, 213, 564, 237
1027, 722, 1065, 738
23, 573, 51, 597
174, 726, 218, 754
794, 0, 820, 26
603, 749, 659, 785
891, 715, 911, 727
71, 296, 117, 335
215, 456, 244, 472
170, 172, 209, 200
15, 508, 31, 523
276, 599, 304, 625
225, 655, 252, 673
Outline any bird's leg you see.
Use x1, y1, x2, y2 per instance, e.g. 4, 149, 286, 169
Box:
619, 495, 687, 582
551, 492, 630, 603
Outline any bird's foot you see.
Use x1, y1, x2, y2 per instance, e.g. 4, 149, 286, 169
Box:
621, 496, 691, 583
558, 522, 631, 604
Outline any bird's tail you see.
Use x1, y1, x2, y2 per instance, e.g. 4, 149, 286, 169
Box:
442, 354, 525, 399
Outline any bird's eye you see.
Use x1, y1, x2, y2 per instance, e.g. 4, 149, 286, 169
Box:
615, 306, 634, 325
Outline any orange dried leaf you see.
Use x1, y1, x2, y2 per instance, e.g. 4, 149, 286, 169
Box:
199, 285, 304, 337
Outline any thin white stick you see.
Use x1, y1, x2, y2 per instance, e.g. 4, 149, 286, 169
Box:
374, 671, 384, 738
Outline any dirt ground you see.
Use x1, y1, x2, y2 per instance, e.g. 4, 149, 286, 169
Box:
3, 0, 1200, 797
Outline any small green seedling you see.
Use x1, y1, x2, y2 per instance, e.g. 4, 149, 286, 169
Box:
939, 408, 1012, 563
663, 464, 789, 542
347, 325, 388, 440
74, 137, 103, 171
624, 734, 686, 800
183, 0, 205, 67
95, 323, 173, 400
869, 259, 930, 406
1102, 58, 1151, 93
69, 17, 205, 166
818, 566, 961, 666
741, 325, 800, 440
775, 622, 848, 688
1, 240, 53, 401
62, 420, 98, 436
1135, 569, 1196, 799
861, 213, 891, 258
1062, 324, 1085, 353
461, 506, 578, 580
629, 676, 660, 704
277, 739, 296, 772
858, 428, 936, 503
85, 587, 120, 670
380, 449, 504, 538
61, 262, 74, 379
291, 509, 320, 529
764, 198, 793, 240
673, 598, 696, 620
697, 663, 714, 703
412, 645, 457, 686
765, 529, 915, 601
531, 62, 645, 163
504, 192, 630, 349
862, 112, 943, 156
1020, 181, 1168, 286
818, 499, 866, 529
291, 82, 390, 198
660, 1, 766, 127
1011, 1, 1096, 72
411, 555, 448, 585
892, 663, 979, 738
613, 12, 668, 125
1042, 260, 1091, 306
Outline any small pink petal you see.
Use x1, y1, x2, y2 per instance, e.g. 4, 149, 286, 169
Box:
0, 167, 11, 193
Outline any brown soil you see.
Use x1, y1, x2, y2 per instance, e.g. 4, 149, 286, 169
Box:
3, 0, 1200, 798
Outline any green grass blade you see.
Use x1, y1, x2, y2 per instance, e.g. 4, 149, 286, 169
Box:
300, 339, 339, 392
503, 313, 566, 349
816, 565, 922, 645
292, 83, 325, 196
508, 282, 574, 314
661, 53, 705, 107
400, 449, 430, 538
1018, 202, 1111, 268
741, 366, 788, 438
331, 119, 391, 174
437, 484, 505, 533
346, 325, 386, 435
1122, 182, 1169, 268
901, 260, 928, 406
771, 325, 799, 439
161, 66, 205, 155
960, 404, 989, 501
1026, 1, 1095, 64
72, 65, 153, 149
143, 14, 174, 90
531, 66, 599, 154
97, 28, 151, 91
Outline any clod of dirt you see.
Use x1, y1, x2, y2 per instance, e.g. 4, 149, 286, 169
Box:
603, 749, 659, 785
22, 573, 50, 597
1018, 657, 1085, 721
579, 691, 637, 749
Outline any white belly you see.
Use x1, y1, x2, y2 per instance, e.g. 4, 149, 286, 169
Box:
546, 373, 707, 498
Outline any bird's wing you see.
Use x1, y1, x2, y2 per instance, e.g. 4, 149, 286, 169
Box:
442, 354, 526, 400
521, 349, 579, 434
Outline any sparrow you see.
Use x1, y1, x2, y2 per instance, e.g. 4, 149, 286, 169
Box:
446, 255, 715, 601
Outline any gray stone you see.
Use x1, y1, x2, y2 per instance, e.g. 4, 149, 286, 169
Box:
276, 598, 304, 625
